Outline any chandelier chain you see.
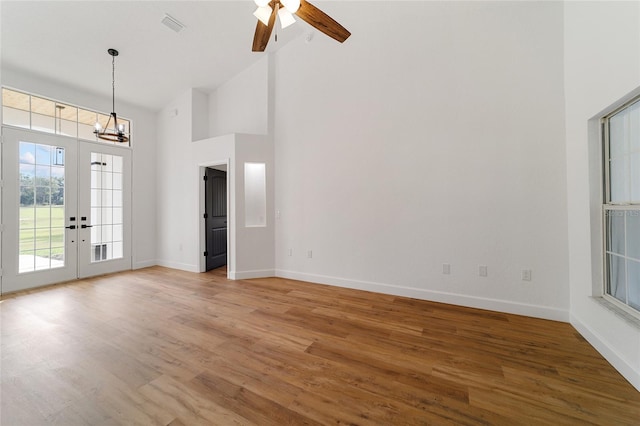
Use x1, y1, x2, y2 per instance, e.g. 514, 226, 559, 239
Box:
112, 54, 115, 113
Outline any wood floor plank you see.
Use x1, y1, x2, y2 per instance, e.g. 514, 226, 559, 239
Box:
139, 374, 255, 426
188, 371, 322, 426
501, 365, 640, 424
2, 265, 639, 425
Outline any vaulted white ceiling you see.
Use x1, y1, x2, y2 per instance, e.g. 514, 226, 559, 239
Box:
1, 0, 307, 111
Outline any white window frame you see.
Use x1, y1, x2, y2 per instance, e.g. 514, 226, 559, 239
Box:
1, 87, 132, 146
600, 95, 640, 319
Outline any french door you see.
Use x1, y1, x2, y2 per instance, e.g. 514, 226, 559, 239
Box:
1, 127, 131, 293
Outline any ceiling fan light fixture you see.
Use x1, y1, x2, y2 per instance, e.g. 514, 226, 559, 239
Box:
278, 7, 296, 29
281, 0, 300, 13
251, 0, 351, 52
254, 0, 270, 7
253, 5, 273, 26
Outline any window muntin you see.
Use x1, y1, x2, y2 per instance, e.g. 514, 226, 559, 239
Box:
2, 88, 131, 145
603, 97, 640, 315
89, 152, 124, 262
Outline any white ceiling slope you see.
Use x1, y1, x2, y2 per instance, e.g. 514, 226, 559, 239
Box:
1, 1, 304, 111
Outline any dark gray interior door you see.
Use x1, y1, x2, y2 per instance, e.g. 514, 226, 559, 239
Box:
205, 168, 227, 271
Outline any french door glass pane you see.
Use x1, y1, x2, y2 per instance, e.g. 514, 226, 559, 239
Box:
18, 141, 65, 273
90, 152, 124, 262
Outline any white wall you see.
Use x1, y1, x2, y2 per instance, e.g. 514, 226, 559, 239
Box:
157, 89, 274, 277
234, 134, 275, 278
192, 89, 209, 142
564, 1, 640, 391
209, 57, 269, 137
156, 89, 195, 270
3, 0, 638, 393
1, 66, 158, 269
273, 1, 569, 320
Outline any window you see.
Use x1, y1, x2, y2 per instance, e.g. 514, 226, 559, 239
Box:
2, 88, 131, 145
603, 96, 640, 314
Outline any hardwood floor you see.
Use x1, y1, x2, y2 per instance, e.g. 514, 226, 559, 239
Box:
1, 266, 639, 425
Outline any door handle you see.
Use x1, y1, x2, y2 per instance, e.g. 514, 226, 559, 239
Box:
81, 224, 93, 229
65, 225, 76, 229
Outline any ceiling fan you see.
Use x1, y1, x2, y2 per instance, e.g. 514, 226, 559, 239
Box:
252, 0, 351, 52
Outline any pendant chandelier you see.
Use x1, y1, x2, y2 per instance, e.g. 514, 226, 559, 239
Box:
94, 48, 129, 143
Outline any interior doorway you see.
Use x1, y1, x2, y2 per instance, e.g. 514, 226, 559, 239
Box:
204, 166, 227, 271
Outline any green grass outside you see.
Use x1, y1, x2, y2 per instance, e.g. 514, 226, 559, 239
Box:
19, 205, 65, 258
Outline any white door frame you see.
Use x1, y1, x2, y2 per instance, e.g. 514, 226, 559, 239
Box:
77, 140, 132, 278
0, 127, 133, 294
1, 127, 79, 293
198, 159, 231, 276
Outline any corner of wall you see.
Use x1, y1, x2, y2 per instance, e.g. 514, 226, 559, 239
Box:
563, 0, 640, 393
207, 58, 270, 137
571, 310, 640, 392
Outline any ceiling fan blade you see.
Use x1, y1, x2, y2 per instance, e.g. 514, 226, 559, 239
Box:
252, 3, 277, 52
295, 0, 351, 43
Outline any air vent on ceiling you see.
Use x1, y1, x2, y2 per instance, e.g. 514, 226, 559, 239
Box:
161, 14, 185, 33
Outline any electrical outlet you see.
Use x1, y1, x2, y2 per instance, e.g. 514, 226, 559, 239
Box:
288, 248, 292, 257
522, 269, 532, 281
307, 250, 313, 259
479, 265, 488, 277
443, 263, 451, 275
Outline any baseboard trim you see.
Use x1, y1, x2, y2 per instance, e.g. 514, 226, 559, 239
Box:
275, 269, 569, 322
570, 313, 640, 392
156, 260, 199, 273
229, 269, 275, 280
133, 260, 157, 270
